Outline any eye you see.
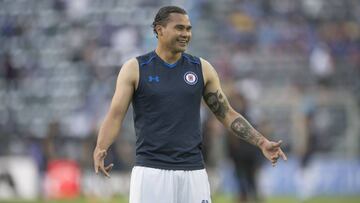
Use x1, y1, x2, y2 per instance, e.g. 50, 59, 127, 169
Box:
175, 25, 184, 31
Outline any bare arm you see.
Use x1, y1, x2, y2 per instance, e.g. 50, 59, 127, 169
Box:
201, 58, 287, 165
93, 58, 138, 176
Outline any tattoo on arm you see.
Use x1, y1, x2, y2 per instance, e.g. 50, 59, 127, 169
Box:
230, 117, 264, 146
204, 90, 229, 119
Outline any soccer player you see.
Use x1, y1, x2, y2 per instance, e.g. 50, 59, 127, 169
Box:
93, 6, 287, 203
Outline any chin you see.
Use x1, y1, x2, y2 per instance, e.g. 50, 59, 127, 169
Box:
169, 43, 188, 53
176, 46, 187, 53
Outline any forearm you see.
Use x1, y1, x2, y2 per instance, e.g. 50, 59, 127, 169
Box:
225, 112, 267, 147
96, 113, 122, 151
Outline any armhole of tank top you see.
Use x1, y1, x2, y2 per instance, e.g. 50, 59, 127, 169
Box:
134, 58, 143, 96
198, 57, 206, 91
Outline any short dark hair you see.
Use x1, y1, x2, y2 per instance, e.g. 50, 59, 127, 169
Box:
152, 6, 187, 38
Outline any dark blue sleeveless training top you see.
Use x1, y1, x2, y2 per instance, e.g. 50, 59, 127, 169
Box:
133, 51, 205, 170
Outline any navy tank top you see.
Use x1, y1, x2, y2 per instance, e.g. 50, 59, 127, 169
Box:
132, 51, 205, 170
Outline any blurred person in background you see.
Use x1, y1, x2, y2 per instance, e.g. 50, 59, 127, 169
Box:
296, 102, 317, 202
226, 89, 262, 203
93, 6, 287, 203
43, 121, 63, 163
309, 43, 334, 87
1, 52, 20, 91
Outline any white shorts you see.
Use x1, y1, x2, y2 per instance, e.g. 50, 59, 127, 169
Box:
129, 166, 212, 203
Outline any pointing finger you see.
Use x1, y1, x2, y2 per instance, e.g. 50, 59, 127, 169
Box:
280, 150, 287, 161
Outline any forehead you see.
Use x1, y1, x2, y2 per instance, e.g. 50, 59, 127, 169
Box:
167, 13, 191, 26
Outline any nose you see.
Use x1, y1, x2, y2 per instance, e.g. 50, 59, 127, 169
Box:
181, 30, 190, 38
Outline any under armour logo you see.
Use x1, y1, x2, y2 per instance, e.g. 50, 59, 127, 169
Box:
201, 200, 209, 203
148, 75, 160, 82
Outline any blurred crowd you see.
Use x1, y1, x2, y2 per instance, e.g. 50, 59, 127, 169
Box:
0, 0, 360, 201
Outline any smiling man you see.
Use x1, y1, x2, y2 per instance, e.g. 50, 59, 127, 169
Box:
93, 6, 287, 203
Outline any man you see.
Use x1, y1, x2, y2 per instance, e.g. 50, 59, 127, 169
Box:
93, 6, 287, 203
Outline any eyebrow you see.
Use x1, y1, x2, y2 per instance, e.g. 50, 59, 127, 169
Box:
175, 24, 192, 29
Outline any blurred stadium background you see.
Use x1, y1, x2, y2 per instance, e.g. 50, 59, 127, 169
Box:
0, 0, 360, 202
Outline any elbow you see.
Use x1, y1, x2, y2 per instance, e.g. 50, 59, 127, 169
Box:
106, 108, 124, 124
224, 109, 239, 127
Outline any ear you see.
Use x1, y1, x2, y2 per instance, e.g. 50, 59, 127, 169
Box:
155, 25, 164, 37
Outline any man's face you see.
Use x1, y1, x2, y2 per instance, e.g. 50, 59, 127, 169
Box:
157, 13, 192, 53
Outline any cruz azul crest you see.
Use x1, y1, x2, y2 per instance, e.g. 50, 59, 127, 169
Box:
183, 71, 198, 85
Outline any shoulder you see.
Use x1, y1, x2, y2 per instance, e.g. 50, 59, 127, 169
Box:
200, 58, 218, 84
120, 58, 138, 74
200, 58, 212, 69
183, 52, 201, 65
118, 58, 139, 86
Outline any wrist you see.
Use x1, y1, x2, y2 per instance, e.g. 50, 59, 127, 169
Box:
257, 137, 268, 149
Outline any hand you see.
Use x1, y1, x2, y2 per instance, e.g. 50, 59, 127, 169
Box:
259, 140, 287, 167
93, 147, 114, 177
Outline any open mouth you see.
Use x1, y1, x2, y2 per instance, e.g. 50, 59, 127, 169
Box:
177, 39, 188, 46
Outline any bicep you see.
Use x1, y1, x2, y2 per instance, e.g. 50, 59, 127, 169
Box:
202, 59, 236, 122
108, 59, 137, 119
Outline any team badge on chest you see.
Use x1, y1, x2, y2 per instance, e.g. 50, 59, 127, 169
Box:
184, 71, 198, 85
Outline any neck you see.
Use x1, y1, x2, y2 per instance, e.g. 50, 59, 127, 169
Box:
155, 45, 182, 64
